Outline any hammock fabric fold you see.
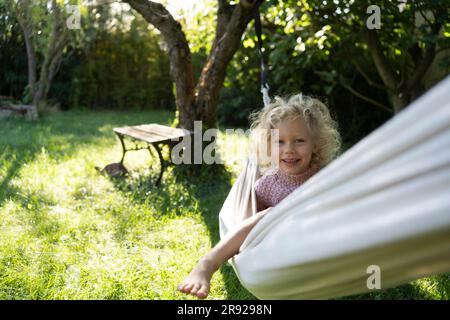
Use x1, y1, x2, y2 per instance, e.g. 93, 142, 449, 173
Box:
218, 76, 450, 299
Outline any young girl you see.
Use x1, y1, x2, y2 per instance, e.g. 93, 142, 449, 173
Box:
177, 94, 341, 299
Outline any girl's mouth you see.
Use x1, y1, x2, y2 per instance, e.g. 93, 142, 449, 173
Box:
282, 159, 300, 164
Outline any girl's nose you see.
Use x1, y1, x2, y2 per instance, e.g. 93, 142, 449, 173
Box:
287, 141, 296, 149
283, 142, 295, 153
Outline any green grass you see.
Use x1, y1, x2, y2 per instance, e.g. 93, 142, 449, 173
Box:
0, 109, 448, 300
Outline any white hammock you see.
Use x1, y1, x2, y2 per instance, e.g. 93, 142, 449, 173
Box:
218, 76, 450, 299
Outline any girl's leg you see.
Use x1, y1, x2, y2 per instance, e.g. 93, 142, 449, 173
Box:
178, 207, 272, 299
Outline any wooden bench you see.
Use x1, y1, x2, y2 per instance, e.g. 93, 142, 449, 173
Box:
113, 123, 192, 186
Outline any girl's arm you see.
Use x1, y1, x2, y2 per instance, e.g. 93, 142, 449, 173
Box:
201, 206, 272, 271
178, 206, 273, 298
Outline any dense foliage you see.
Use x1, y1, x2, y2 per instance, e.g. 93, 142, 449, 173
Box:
0, 1, 175, 111
1, 0, 449, 144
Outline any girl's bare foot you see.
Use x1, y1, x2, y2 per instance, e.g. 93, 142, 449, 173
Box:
177, 209, 272, 299
178, 258, 217, 299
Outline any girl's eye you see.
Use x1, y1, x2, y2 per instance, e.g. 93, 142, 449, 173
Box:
277, 140, 284, 144
295, 139, 305, 143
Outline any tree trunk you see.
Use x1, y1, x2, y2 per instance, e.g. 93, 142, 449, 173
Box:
16, 0, 37, 103
125, 0, 196, 130
195, 1, 257, 129
16, 0, 67, 108
22, 25, 36, 94
364, 22, 439, 114
32, 0, 67, 106
391, 92, 410, 113
126, 0, 261, 130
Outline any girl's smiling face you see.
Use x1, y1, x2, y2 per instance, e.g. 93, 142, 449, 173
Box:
272, 117, 315, 175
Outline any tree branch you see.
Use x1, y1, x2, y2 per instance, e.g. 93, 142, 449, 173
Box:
405, 44, 436, 90
218, 0, 229, 11
125, 0, 264, 129
435, 46, 450, 55
364, 29, 399, 92
213, 0, 233, 51
397, 54, 408, 91
405, 22, 441, 92
47, 1, 67, 63
339, 76, 392, 114
196, 1, 259, 94
419, 10, 434, 29
194, 0, 262, 126
15, 0, 37, 91
124, 0, 196, 128
350, 57, 387, 90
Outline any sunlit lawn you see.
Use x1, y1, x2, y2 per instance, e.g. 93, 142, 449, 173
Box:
0, 109, 448, 300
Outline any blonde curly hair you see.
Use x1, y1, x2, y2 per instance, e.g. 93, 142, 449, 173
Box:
249, 94, 341, 172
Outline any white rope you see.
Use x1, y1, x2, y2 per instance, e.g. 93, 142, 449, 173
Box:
261, 84, 271, 109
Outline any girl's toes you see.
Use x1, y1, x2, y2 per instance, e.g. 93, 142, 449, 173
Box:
183, 283, 195, 293
177, 283, 185, 292
197, 287, 209, 299
190, 283, 201, 295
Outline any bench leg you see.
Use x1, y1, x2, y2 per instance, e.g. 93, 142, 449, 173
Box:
116, 133, 127, 164
149, 143, 165, 187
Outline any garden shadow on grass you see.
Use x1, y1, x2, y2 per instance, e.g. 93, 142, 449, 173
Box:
0, 114, 112, 208
0, 114, 124, 277
1, 111, 172, 249
0, 136, 57, 210
1, 109, 174, 206
107, 157, 257, 298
